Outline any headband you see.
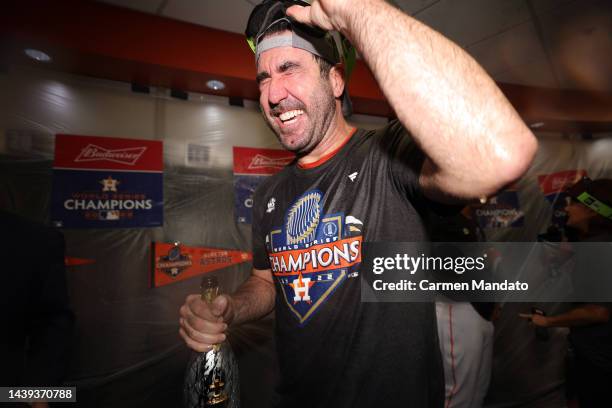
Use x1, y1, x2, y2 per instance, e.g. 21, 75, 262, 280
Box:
254, 20, 340, 64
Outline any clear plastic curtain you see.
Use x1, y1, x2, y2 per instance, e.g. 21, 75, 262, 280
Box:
1, 66, 612, 407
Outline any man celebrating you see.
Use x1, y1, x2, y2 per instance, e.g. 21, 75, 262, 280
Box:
180, 0, 537, 406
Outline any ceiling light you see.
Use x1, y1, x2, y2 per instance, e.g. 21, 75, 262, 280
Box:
206, 80, 225, 91
24, 48, 52, 62
529, 122, 545, 129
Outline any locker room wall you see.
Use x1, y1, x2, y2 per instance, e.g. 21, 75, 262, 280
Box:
1, 65, 611, 407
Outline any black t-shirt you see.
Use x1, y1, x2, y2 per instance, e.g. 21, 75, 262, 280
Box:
252, 121, 444, 407
568, 234, 612, 372
569, 304, 612, 372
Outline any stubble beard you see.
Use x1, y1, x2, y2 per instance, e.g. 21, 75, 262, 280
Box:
262, 78, 336, 156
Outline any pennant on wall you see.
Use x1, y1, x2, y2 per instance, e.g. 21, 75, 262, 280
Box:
51, 134, 163, 228
151, 242, 252, 288
233, 146, 294, 224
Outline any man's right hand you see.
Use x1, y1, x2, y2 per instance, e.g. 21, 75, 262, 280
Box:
179, 294, 234, 352
179, 270, 276, 351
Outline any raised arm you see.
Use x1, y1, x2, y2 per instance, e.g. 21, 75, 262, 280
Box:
288, 0, 537, 201
179, 268, 275, 352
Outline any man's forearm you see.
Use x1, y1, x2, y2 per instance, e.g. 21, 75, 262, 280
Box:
340, 1, 536, 198
230, 273, 276, 326
545, 305, 610, 328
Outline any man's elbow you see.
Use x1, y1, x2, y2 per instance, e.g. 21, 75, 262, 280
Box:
432, 129, 537, 200
487, 129, 538, 193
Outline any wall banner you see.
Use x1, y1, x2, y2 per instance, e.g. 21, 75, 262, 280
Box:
233, 146, 294, 224
538, 169, 587, 227
51, 134, 163, 228
151, 242, 253, 288
473, 187, 524, 229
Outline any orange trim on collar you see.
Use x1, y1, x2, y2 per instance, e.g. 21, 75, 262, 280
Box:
297, 127, 357, 169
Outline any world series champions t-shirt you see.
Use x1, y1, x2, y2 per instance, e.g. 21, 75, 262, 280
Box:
252, 121, 445, 407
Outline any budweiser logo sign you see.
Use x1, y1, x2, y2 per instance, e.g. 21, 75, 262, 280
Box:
75, 144, 147, 165
248, 154, 293, 170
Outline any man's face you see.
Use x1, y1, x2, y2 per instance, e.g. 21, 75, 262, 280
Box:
256, 42, 336, 154
564, 197, 595, 229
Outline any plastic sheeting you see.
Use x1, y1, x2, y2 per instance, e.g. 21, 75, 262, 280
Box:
481, 136, 612, 407
0, 67, 282, 407
1, 66, 612, 407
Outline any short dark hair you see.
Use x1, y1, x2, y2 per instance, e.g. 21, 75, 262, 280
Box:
312, 54, 333, 78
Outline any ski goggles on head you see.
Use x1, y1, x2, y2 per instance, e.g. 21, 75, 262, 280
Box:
245, 0, 356, 78
566, 177, 612, 220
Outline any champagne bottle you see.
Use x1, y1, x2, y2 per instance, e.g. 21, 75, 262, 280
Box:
184, 276, 240, 408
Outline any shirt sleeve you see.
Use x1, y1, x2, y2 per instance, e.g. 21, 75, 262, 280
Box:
251, 184, 271, 270
380, 119, 462, 216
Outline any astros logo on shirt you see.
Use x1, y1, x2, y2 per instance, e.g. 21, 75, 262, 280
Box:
266, 189, 363, 326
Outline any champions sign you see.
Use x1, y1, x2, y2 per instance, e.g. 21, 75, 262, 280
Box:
473, 187, 524, 229
233, 146, 294, 224
151, 242, 253, 288
267, 189, 363, 325
51, 134, 163, 228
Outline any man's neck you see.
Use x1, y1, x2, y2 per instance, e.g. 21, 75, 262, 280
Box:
297, 109, 353, 166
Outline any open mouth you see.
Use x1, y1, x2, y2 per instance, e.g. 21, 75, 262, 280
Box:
278, 109, 304, 125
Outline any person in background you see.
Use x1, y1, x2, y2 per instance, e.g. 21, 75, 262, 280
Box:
520, 177, 612, 408
430, 207, 497, 408
180, 0, 537, 406
0, 210, 75, 408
